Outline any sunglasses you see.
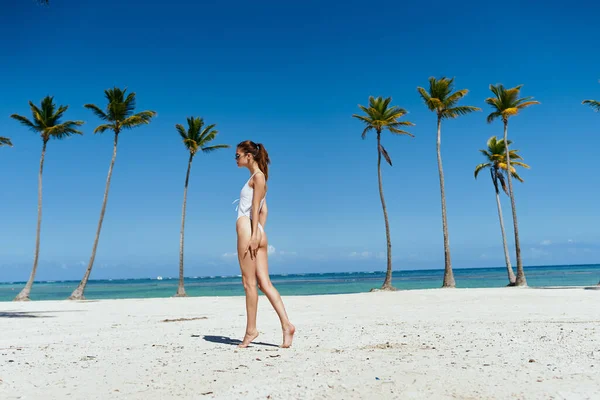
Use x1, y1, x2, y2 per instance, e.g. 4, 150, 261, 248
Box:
235, 153, 243, 160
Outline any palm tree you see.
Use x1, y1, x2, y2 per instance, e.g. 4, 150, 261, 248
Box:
0, 137, 13, 147
69, 87, 156, 300
486, 84, 539, 287
474, 136, 530, 286
352, 96, 414, 290
417, 77, 481, 288
582, 82, 600, 112
10, 96, 84, 301
175, 117, 229, 297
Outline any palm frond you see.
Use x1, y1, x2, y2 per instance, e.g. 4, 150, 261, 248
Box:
442, 105, 481, 119
510, 161, 530, 169
417, 87, 436, 111
120, 111, 156, 130
511, 170, 524, 182
10, 114, 39, 132
200, 130, 218, 146
136, 110, 157, 121
46, 120, 85, 140
388, 126, 415, 136
486, 111, 502, 124
201, 144, 230, 153
444, 89, 468, 107
497, 171, 508, 194
474, 163, 490, 178
84, 104, 108, 120
360, 125, 372, 139
582, 99, 600, 112
0, 137, 13, 147
175, 124, 187, 140
94, 124, 114, 134
379, 144, 392, 166
516, 100, 540, 110
199, 123, 218, 143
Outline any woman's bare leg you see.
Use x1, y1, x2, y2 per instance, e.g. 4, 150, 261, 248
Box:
255, 229, 295, 348
237, 217, 260, 348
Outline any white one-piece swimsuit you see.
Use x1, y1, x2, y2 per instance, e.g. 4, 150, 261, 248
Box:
236, 171, 265, 232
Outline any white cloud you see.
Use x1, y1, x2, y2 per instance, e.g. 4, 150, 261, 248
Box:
279, 250, 297, 256
222, 246, 296, 258
528, 247, 550, 259
349, 251, 374, 258
540, 240, 552, 246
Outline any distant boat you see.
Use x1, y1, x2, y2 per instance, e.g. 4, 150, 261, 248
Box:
156, 276, 163, 281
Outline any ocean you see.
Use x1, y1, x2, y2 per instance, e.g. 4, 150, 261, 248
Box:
0, 264, 598, 302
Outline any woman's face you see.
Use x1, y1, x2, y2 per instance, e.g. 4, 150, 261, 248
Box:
235, 147, 251, 168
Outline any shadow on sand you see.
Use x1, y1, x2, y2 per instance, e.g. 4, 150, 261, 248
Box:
0, 311, 54, 318
200, 335, 278, 348
0, 309, 86, 319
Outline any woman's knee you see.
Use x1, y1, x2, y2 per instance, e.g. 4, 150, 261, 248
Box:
257, 277, 272, 293
242, 276, 258, 292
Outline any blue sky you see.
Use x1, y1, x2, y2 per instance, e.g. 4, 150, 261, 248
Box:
1, 0, 599, 282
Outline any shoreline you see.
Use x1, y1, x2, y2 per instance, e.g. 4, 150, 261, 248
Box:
2, 262, 599, 285
1, 284, 599, 304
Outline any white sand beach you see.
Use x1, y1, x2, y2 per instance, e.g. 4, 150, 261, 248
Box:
1, 287, 599, 399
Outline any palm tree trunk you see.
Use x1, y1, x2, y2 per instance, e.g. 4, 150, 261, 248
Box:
491, 170, 516, 285
437, 117, 455, 288
69, 133, 119, 300
175, 154, 194, 297
376, 131, 394, 290
14, 140, 47, 301
503, 121, 527, 287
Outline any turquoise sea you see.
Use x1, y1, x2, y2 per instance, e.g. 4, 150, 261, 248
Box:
0, 264, 598, 302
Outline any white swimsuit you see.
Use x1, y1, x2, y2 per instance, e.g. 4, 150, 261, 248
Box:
235, 171, 265, 231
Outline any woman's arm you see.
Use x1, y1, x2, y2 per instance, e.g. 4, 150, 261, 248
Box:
247, 172, 266, 259
259, 199, 268, 228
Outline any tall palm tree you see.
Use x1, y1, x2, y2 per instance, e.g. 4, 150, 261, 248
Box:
352, 96, 414, 290
69, 87, 156, 300
474, 136, 530, 286
175, 117, 229, 297
486, 84, 539, 287
0, 137, 13, 147
10, 96, 84, 301
417, 77, 481, 288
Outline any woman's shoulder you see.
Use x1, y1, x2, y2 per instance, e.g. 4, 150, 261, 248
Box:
250, 170, 267, 188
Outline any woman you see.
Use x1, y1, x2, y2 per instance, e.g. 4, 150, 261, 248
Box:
235, 140, 295, 348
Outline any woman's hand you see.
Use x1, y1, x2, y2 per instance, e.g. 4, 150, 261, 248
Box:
246, 236, 260, 260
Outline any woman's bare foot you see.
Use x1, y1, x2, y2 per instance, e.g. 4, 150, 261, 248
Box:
238, 330, 259, 348
281, 323, 295, 348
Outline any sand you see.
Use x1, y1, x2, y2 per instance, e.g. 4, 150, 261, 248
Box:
1, 287, 599, 399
